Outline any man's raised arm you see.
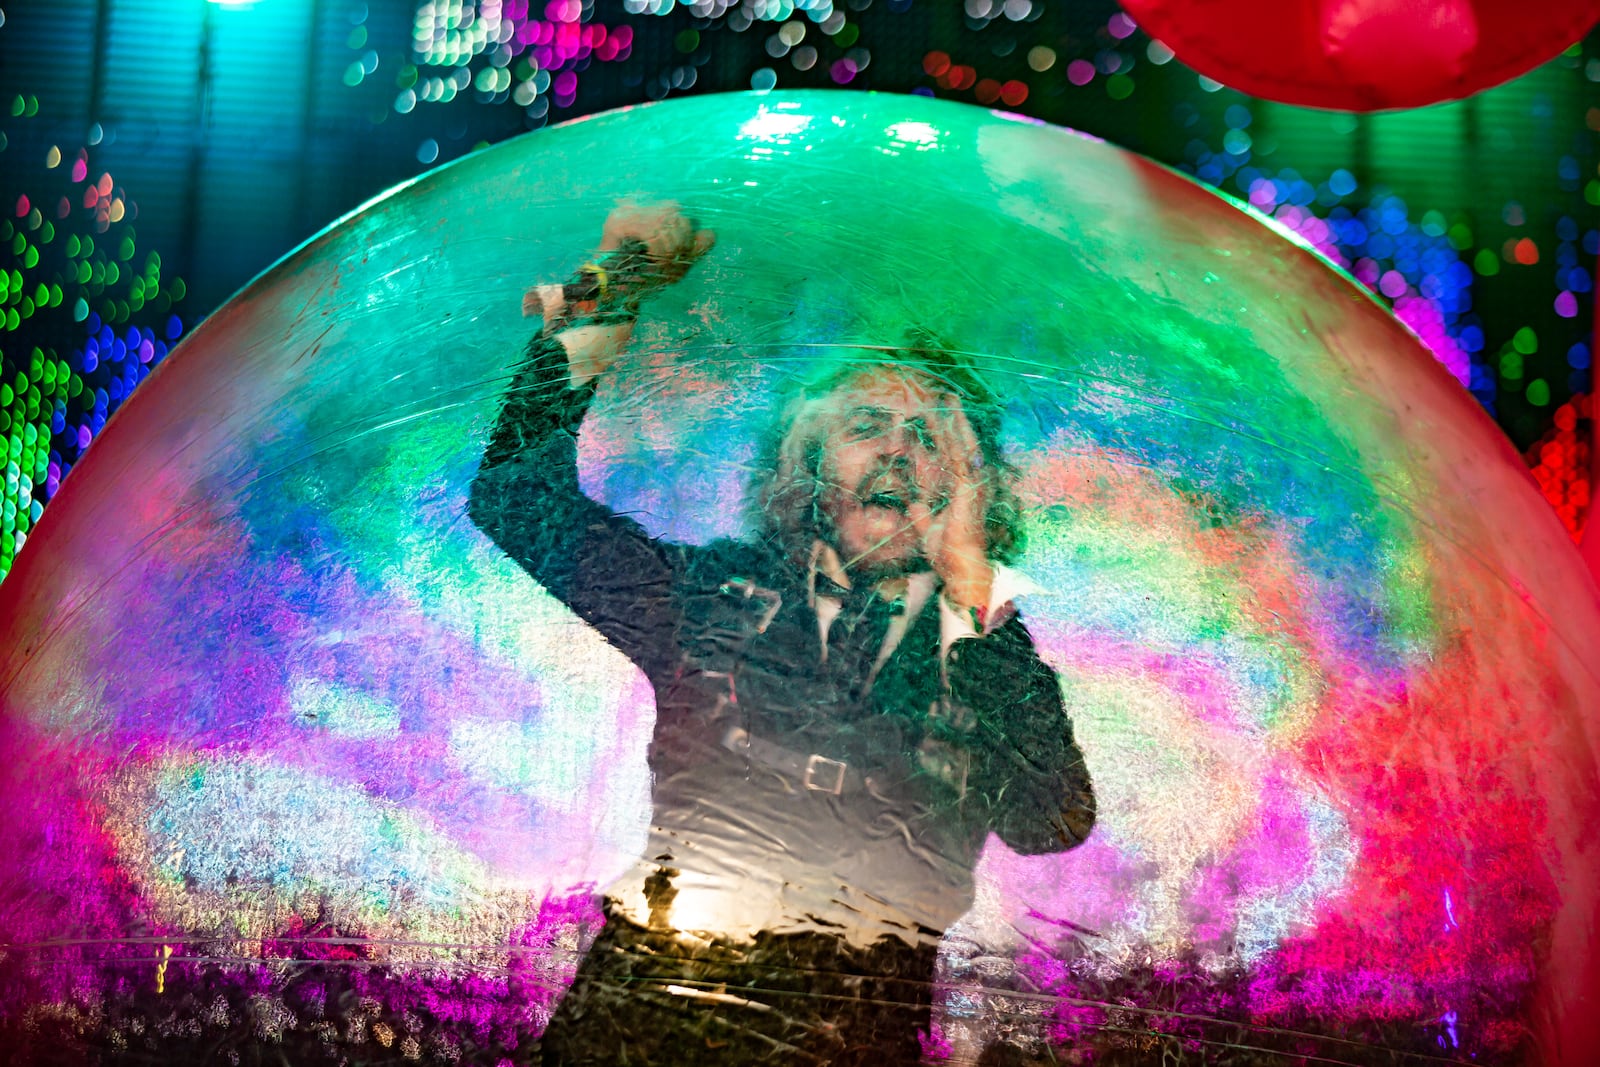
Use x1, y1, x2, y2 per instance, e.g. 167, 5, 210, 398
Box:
467, 203, 714, 681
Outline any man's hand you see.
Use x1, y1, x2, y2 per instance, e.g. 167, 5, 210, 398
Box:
907, 403, 994, 614
597, 200, 717, 292
523, 201, 716, 318
525, 201, 715, 386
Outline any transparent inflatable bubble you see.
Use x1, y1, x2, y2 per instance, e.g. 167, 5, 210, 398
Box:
2, 92, 1598, 1066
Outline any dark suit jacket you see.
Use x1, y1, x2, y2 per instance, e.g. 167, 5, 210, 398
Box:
468, 333, 1094, 936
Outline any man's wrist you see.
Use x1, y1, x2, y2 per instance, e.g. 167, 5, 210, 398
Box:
529, 240, 654, 336
938, 562, 1040, 656
939, 562, 994, 616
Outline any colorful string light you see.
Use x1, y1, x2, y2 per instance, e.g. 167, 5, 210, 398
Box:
1526, 391, 1592, 539
383, 0, 637, 117
0, 101, 189, 580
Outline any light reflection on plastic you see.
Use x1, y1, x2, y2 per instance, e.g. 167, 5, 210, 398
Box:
737, 105, 813, 143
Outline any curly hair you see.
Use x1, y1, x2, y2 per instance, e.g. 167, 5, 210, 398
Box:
751, 331, 1025, 570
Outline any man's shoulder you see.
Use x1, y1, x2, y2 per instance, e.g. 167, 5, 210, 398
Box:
677, 536, 793, 588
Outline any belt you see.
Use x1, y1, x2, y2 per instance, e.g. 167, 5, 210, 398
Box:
720, 724, 864, 796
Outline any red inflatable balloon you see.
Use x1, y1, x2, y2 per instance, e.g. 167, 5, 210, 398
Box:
1119, 0, 1599, 110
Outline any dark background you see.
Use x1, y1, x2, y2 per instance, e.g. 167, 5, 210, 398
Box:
0, 0, 1595, 578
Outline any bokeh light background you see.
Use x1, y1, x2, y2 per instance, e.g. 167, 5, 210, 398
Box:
2, 91, 1599, 1065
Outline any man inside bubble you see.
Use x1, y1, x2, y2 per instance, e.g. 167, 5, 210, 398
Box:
469, 202, 1094, 1066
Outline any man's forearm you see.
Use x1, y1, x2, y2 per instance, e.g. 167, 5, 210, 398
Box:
941, 620, 1096, 854
478, 331, 595, 471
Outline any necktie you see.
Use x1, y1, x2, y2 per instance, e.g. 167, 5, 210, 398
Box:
828, 588, 896, 699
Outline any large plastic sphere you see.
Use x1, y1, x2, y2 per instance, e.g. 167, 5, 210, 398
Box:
1119, 0, 1598, 111
2, 92, 1599, 1066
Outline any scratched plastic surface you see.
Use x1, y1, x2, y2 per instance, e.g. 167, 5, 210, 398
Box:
2, 92, 1599, 1066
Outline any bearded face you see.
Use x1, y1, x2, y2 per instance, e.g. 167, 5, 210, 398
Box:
812, 368, 960, 578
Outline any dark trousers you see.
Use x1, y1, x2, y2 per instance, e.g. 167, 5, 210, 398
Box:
538, 897, 938, 1066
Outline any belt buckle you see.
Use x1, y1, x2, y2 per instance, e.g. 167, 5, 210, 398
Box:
803, 753, 846, 795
